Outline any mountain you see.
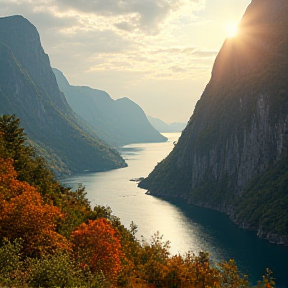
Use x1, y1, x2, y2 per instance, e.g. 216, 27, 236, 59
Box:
139, 0, 288, 245
0, 15, 126, 175
147, 116, 186, 133
53, 68, 167, 147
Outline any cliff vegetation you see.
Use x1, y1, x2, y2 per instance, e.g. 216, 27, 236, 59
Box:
0, 115, 274, 288
139, 0, 288, 245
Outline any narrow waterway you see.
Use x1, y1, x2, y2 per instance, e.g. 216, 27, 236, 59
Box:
62, 133, 288, 287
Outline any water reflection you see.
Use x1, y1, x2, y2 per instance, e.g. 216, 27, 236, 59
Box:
62, 133, 288, 287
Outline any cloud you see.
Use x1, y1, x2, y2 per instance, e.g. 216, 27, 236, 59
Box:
55, 0, 201, 33
191, 49, 217, 58
0, 0, 213, 82
0, 0, 252, 122
114, 21, 135, 32
170, 65, 187, 73
153, 47, 217, 58
0, 0, 203, 34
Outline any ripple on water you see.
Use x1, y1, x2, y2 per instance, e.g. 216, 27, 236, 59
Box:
61, 133, 288, 287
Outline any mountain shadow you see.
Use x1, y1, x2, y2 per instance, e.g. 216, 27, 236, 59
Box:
0, 15, 127, 176
139, 0, 288, 245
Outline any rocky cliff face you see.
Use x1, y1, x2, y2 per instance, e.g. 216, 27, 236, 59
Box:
139, 0, 288, 244
0, 16, 127, 175
0, 15, 68, 112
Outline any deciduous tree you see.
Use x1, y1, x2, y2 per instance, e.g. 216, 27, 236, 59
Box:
71, 218, 121, 283
0, 161, 70, 257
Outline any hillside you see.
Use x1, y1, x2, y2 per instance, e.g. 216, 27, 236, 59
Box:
148, 116, 186, 133
139, 0, 288, 245
0, 113, 255, 288
53, 68, 167, 147
0, 15, 126, 175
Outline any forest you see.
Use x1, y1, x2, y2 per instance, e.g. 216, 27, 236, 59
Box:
0, 114, 273, 287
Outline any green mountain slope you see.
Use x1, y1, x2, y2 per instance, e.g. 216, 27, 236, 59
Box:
139, 0, 288, 245
53, 68, 167, 147
0, 15, 126, 175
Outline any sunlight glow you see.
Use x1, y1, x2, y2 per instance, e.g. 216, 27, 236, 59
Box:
225, 22, 239, 38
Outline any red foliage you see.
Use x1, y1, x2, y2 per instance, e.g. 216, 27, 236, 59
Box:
0, 158, 70, 256
71, 218, 121, 282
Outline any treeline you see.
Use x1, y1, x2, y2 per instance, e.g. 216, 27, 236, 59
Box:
0, 114, 273, 287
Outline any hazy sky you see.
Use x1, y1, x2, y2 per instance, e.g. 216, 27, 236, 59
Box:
0, 0, 251, 123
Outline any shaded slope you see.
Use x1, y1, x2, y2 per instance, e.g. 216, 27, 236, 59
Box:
139, 0, 288, 244
0, 15, 126, 175
53, 68, 167, 147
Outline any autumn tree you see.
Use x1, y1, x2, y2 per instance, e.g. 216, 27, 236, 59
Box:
135, 232, 170, 284
0, 114, 63, 203
218, 259, 248, 288
71, 218, 121, 283
0, 159, 70, 257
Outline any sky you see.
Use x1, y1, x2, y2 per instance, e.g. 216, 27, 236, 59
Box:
0, 0, 251, 123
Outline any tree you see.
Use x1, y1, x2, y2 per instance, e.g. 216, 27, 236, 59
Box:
71, 218, 121, 283
0, 114, 62, 202
0, 115, 27, 158
0, 239, 26, 287
0, 158, 17, 203
0, 161, 70, 257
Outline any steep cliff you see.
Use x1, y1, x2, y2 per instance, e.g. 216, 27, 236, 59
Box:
0, 15, 127, 175
53, 68, 167, 147
139, 0, 288, 244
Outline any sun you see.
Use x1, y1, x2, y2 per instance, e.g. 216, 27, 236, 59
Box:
225, 22, 239, 38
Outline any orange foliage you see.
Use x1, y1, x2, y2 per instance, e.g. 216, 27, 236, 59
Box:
0, 158, 70, 256
0, 158, 17, 202
71, 218, 121, 283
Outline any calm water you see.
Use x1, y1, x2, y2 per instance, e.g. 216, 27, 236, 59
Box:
62, 133, 288, 287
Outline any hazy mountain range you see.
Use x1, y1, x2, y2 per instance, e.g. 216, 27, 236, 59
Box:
147, 116, 186, 133
53, 68, 167, 147
139, 0, 288, 245
0, 15, 170, 176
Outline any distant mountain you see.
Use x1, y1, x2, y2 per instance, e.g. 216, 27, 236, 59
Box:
139, 0, 288, 245
53, 68, 167, 147
147, 116, 186, 133
0, 15, 126, 176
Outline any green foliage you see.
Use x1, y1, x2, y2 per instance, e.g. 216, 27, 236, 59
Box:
0, 239, 27, 288
58, 184, 92, 238
0, 114, 27, 157
138, 0, 288, 244
26, 251, 77, 288
0, 114, 64, 204
0, 239, 105, 288
0, 114, 274, 288
26, 250, 105, 288
234, 157, 288, 236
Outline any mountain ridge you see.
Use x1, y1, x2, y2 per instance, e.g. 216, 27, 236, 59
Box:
0, 15, 127, 176
53, 68, 167, 147
139, 0, 288, 245
147, 115, 186, 133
